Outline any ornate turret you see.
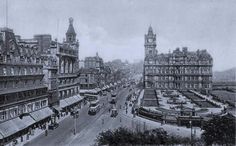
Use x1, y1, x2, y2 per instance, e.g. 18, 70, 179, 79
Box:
66, 17, 76, 43
144, 25, 157, 57
148, 25, 154, 35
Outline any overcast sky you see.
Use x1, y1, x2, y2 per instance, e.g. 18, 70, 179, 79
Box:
0, 0, 235, 71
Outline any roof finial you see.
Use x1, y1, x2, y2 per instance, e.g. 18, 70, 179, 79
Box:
69, 17, 73, 25
148, 25, 153, 35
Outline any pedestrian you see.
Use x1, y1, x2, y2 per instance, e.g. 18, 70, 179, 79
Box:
45, 129, 48, 136
109, 108, 111, 113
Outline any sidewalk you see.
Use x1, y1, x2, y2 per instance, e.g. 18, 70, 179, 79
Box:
13, 113, 70, 146
13, 102, 88, 146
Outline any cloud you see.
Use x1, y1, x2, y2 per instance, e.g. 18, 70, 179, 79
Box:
0, 0, 235, 71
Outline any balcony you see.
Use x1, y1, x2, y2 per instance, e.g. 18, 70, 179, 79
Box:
57, 47, 78, 58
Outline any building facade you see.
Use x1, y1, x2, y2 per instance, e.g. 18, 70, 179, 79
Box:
143, 26, 213, 92
78, 68, 99, 89
84, 52, 104, 71
0, 27, 53, 144
56, 18, 80, 102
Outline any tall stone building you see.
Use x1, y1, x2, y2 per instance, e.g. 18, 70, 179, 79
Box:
84, 52, 104, 71
34, 18, 81, 110
34, 34, 59, 107
0, 27, 53, 144
78, 68, 99, 89
56, 18, 80, 108
143, 26, 213, 92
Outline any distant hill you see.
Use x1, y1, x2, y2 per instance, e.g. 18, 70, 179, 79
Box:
213, 67, 236, 82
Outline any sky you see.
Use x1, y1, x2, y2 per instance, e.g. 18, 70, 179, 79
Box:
0, 0, 235, 71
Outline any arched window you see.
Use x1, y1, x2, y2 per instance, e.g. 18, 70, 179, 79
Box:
3, 68, 7, 75
11, 67, 14, 75
61, 60, 64, 73
24, 68, 27, 75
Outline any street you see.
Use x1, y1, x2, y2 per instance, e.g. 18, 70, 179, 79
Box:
24, 85, 203, 146
24, 86, 132, 146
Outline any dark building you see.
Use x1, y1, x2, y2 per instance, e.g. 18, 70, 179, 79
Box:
143, 26, 213, 92
0, 27, 53, 145
84, 52, 104, 71
77, 68, 99, 89
34, 34, 52, 54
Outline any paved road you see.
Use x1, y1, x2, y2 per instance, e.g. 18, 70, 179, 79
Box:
24, 87, 131, 146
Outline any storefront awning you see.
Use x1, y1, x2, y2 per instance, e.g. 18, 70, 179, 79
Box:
72, 95, 83, 103
64, 97, 75, 105
79, 89, 88, 94
52, 105, 62, 112
0, 119, 19, 138
95, 88, 101, 92
102, 86, 107, 90
84, 94, 98, 97
60, 99, 69, 108
30, 107, 53, 122
0, 115, 35, 139
91, 89, 98, 94
15, 116, 35, 130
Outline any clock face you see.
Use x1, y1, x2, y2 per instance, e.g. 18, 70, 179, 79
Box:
148, 38, 153, 42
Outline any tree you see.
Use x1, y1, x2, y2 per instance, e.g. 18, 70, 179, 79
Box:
202, 114, 236, 145
95, 127, 194, 145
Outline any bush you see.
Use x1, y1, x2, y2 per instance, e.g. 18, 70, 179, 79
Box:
95, 127, 197, 145
202, 114, 236, 145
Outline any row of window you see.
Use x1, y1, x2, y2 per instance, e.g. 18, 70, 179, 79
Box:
145, 76, 212, 81
60, 60, 74, 74
0, 79, 43, 90
59, 78, 76, 85
1, 66, 43, 76
59, 87, 79, 99
145, 67, 212, 74
0, 99, 48, 121
0, 54, 42, 64
147, 59, 212, 65
0, 89, 47, 105
148, 83, 211, 89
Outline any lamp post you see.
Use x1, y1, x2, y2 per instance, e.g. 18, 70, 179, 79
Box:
72, 109, 79, 135
189, 120, 193, 145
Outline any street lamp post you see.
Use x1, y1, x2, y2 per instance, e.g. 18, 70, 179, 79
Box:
72, 109, 79, 135
189, 120, 193, 145
74, 115, 76, 135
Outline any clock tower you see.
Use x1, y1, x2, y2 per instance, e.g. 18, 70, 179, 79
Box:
144, 26, 157, 57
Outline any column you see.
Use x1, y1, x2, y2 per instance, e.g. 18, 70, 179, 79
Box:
70, 61, 73, 73
65, 59, 68, 74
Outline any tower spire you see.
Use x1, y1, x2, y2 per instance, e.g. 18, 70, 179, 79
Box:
148, 25, 153, 35
145, 26, 157, 56
66, 17, 76, 43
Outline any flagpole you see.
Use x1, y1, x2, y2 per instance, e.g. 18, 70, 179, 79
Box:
6, 0, 8, 27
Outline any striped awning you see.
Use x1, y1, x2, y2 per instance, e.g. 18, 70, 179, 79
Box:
60, 99, 69, 108
30, 107, 53, 122
0, 116, 35, 139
